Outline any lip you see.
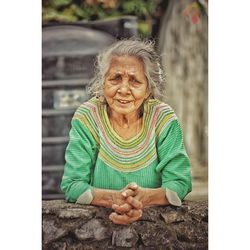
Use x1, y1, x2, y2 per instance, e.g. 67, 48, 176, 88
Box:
116, 99, 132, 104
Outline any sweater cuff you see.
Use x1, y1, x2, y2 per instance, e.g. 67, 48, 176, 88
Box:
166, 188, 182, 206
76, 189, 93, 205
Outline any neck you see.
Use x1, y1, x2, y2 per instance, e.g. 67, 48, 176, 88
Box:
107, 108, 143, 139
112, 113, 139, 129
107, 108, 141, 129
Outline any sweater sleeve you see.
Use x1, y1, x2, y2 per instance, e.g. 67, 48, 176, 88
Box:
156, 119, 192, 205
60, 118, 98, 203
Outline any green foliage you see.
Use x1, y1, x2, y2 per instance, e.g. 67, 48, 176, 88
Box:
138, 21, 150, 38
42, 0, 160, 37
51, 0, 72, 8
121, 0, 156, 17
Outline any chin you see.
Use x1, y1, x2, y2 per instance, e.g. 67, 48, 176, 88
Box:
116, 109, 133, 115
113, 107, 136, 115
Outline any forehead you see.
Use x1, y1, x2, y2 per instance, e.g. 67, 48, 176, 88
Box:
107, 55, 144, 74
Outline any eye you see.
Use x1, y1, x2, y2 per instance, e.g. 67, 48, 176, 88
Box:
130, 77, 141, 85
111, 75, 122, 81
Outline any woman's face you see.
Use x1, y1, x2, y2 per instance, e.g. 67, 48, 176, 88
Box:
103, 55, 150, 117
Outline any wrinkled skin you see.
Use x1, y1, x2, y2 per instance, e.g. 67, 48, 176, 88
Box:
109, 183, 149, 225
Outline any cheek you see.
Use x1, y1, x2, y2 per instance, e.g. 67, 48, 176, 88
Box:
132, 88, 149, 101
103, 84, 117, 97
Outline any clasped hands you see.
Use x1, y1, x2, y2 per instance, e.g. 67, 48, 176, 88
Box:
109, 182, 147, 225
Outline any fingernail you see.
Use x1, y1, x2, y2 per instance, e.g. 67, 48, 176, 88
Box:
122, 191, 127, 197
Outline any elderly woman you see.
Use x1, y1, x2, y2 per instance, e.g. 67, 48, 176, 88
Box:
60, 39, 192, 225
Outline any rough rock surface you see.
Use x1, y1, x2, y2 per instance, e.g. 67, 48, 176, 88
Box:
42, 200, 208, 249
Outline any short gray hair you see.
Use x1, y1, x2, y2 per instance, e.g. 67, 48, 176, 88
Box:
88, 39, 165, 100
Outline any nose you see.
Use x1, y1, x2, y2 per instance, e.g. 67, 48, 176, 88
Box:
118, 79, 130, 94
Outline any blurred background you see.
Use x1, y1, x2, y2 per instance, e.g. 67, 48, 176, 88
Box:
42, 0, 208, 201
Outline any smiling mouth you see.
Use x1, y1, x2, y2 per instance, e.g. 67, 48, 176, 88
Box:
117, 100, 131, 104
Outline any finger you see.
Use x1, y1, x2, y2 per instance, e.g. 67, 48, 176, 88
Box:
122, 183, 139, 197
112, 203, 132, 214
109, 212, 140, 225
126, 196, 143, 209
125, 182, 138, 190
127, 209, 143, 218
121, 189, 135, 198
109, 212, 130, 225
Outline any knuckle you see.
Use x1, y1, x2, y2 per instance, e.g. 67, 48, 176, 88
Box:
132, 199, 139, 207
127, 196, 133, 203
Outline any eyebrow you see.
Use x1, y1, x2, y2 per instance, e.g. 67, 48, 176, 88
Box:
109, 73, 141, 80
109, 71, 138, 77
109, 73, 121, 78
129, 75, 142, 82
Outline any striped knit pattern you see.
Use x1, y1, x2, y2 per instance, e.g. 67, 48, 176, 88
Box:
73, 97, 177, 172
61, 97, 192, 203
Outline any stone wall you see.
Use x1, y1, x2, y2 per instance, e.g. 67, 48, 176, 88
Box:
42, 200, 208, 249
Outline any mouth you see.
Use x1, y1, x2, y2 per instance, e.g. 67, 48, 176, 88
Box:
117, 100, 131, 104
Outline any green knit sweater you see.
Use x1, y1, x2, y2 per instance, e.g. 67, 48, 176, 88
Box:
60, 97, 192, 204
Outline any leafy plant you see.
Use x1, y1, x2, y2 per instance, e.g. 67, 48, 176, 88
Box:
42, 0, 161, 37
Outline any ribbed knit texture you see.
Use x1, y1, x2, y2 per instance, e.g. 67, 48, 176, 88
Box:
61, 97, 192, 202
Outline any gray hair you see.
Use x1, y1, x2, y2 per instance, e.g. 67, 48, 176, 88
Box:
88, 39, 166, 100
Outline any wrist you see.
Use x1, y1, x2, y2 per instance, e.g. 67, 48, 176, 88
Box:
143, 188, 169, 207
111, 190, 120, 205
143, 189, 154, 207
91, 188, 117, 208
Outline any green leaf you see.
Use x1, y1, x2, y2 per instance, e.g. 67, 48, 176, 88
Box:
61, 6, 78, 21
50, 0, 72, 8
146, 0, 158, 13
138, 21, 150, 38
42, 7, 60, 22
